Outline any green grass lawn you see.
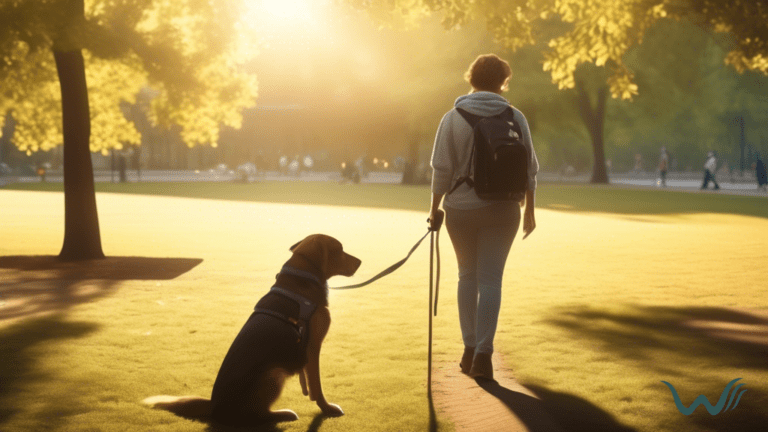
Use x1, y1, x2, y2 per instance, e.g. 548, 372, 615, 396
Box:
1, 181, 767, 432
5, 179, 768, 218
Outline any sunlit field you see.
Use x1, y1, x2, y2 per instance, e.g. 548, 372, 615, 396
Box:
1, 182, 767, 432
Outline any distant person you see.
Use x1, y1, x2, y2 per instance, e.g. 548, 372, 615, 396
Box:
289, 156, 300, 177
254, 153, 265, 176
278, 155, 289, 176
428, 53, 538, 380
339, 161, 360, 184
701, 151, 720, 190
354, 157, 367, 179
658, 147, 669, 187
756, 155, 767, 191
633, 153, 643, 175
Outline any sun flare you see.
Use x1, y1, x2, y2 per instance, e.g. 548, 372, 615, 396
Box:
241, 0, 332, 44
258, 0, 314, 21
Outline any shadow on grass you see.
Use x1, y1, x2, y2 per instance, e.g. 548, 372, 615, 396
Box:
305, 413, 325, 432
0, 255, 203, 279
473, 379, 564, 432
685, 386, 768, 432
206, 421, 283, 432
203, 412, 325, 432
427, 388, 437, 432
547, 306, 768, 371
0, 314, 99, 427
475, 378, 636, 432
545, 305, 768, 432
0, 256, 202, 322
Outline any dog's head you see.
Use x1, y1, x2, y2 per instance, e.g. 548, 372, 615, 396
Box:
289, 234, 361, 279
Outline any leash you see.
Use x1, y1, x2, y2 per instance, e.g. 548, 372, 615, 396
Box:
427, 210, 442, 394
329, 214, 442, 291
328, 210, 445, 394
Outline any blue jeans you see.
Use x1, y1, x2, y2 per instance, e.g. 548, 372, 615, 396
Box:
444, 202, 521, 355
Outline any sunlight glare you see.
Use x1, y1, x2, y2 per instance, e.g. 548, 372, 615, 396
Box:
241, 0, 337, 47
260, 0, 313, 21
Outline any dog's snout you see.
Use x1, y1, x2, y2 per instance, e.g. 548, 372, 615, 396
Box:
344, 253, 362, 277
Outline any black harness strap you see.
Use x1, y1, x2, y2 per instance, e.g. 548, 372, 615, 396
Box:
254, 286, 317, 344
269, 286, 317, 322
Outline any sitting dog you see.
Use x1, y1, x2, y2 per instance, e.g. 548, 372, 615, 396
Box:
143, 234, 361, 426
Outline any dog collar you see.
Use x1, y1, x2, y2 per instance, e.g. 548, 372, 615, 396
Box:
278, 265, 329, 297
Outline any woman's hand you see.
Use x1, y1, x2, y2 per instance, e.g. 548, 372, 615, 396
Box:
429, 193, 445, 231
522, 189, 536, 239
523, 207, 535, 239
428, 209, 444, 231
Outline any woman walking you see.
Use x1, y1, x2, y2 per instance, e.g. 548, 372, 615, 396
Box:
755, 154, 767, 191
428, 54, 538, 380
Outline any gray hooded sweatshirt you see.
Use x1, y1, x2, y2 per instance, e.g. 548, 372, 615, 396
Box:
430, 91, 539, 210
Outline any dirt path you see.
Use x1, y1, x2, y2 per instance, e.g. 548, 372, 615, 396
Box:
431, 353, 564, 432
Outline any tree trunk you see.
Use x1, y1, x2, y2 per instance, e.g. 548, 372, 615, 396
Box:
738, 115, 745, 174
575, 81, 609, 184
401, 133, 420, 185
54, 49, 105, 261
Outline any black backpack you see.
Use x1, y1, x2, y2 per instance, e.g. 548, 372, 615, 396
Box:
449, 106, 529, 200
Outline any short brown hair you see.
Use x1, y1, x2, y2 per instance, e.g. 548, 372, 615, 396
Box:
464, 54, 512, 92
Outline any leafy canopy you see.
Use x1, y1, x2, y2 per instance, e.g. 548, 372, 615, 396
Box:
0, 0, 259, 153
345, 0, 768, 100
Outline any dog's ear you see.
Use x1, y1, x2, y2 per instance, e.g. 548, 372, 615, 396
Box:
290, 236, 330, 277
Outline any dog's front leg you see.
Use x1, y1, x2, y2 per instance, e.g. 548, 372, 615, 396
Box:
299, 368, 308, 396
305, 306, 343, 417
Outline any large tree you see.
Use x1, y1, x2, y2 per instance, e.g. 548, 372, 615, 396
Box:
346, 0, 768, 183
0, 0, 258, 260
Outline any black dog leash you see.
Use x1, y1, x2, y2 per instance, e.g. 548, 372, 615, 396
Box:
328, 210, 444, 394
329, 210, 443, 292
427, 210, 443, 395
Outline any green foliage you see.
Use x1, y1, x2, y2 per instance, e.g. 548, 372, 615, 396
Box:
607, 18, 768, 169
0, 0, 259, 153
346, 0, 768, 101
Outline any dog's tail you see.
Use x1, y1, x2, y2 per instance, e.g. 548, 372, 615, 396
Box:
142, 395, 212, 419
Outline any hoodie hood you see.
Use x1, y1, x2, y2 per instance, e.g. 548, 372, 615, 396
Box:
454, 91, 510, 117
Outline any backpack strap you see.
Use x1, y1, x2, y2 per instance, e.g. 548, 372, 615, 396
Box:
455, 107, 482, 128
449, 108, 480, 194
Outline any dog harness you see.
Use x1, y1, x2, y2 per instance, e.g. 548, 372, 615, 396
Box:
252, 266, 322, 348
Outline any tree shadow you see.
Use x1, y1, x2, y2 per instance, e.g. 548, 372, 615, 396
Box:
545, 305, 768, 432
0, 256, 202, 322
0, 314, 100, 427
546, 306, 768, 371
685, 386, 768, 432
474, 378, 636, 432
0, 255, 203, 279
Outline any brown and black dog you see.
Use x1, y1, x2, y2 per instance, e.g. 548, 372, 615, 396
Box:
143, 234, 361, 426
